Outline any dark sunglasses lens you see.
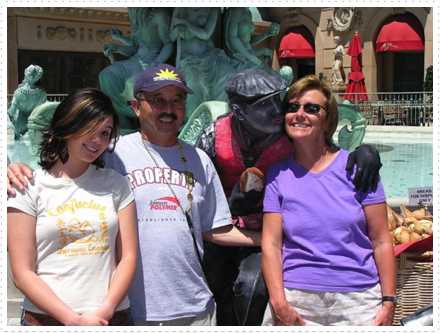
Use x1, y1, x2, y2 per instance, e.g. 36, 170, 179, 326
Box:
286, 103, 300, 113
304, 103, 320, 113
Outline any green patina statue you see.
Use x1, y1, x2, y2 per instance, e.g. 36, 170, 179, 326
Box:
337, 100, 367, 151
169, 7, 235, 126
27, 101, 59, 156
99, 8, 174, 131
8, 65, 46, 139
99, 7, 290, 131
223, 7, 280, 74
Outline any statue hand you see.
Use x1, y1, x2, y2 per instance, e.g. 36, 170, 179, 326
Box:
103, 44, 117, 57
268, 23, 280, 36
173, 18, 187, 26
177, 25, 187, 39
346, 145, 382, 193
228, 181, 263, 216
110, 28, 122, 39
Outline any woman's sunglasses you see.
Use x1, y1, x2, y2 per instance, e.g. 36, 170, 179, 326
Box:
284, 102, 327, 114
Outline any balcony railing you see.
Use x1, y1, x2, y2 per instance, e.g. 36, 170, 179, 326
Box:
335, 92, 434, 126
7, 92, 434, 127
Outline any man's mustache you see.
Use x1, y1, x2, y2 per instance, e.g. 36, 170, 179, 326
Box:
158, 112, 178, 120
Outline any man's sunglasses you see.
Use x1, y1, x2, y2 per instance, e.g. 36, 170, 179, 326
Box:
137, 98, 185, 111
284, 102, 327, 114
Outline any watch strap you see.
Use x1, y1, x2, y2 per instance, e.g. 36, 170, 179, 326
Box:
382, 296, 398, 305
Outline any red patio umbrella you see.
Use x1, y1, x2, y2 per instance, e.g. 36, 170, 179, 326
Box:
343, 32, 368, 102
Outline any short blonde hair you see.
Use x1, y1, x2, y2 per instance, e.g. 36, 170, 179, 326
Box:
284, 75, 339, 147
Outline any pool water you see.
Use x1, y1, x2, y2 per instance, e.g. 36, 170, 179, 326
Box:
8, 134, 434, 200
363, 139, 433, 199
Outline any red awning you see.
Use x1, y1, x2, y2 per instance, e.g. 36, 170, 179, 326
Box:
376, 14, 424, 52
279, 26, 315, 58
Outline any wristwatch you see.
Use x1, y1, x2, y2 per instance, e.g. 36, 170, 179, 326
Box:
382, 296, 398, 305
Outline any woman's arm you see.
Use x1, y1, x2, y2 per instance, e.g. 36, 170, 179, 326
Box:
91, 201, 138, 321
7, 208, 107, 326
261, 212, 305, 326
364, 202, 397, 326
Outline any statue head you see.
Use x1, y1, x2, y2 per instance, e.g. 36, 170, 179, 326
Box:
279, 66, 294, 87
225, 69, 287, 138
333, 36, 341, 45
23, 65, 43, 85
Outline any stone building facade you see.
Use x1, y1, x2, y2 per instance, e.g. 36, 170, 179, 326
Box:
7, 7, 433, 96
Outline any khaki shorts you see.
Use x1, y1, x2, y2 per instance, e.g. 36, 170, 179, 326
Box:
134, 301, 216, 326
262, 283, 382, 326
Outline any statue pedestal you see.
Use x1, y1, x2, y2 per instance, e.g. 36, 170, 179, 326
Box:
331, 84, 347, 94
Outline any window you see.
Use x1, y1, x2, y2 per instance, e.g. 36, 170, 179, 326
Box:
17, 50, 114, 94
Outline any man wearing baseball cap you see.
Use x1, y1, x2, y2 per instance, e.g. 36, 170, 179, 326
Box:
6, 63, 261, 326
104, 64, 262, 325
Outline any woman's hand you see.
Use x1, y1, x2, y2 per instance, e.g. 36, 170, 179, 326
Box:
373, 303, 395, 326
273, 303, 306, 326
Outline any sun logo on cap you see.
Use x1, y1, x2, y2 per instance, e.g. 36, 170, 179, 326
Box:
155, 68, 180, 81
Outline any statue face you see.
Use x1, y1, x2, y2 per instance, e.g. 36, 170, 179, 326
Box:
237, 94, 285, 137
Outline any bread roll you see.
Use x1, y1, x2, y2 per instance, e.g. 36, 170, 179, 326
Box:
240, 167, 265, 193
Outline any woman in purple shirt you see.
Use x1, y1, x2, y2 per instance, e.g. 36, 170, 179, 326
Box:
261, 75, 396, 326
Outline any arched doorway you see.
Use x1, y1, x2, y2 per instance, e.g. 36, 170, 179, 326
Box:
278, 26, 315, 81
375, 14, 425, 92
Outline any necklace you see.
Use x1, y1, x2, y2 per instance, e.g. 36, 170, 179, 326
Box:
141, 134, 202, 264
141, 136, 194, 214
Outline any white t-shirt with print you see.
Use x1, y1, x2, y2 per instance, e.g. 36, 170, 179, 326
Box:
8, 164, 134, 314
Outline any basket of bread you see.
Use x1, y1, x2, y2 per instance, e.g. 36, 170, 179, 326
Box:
387, 204, 433, 326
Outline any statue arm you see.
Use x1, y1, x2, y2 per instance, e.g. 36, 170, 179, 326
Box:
150, 11, 174, 66
169, 7, 183, 42
252, 47, 273, 61
104, 44, 138, 58
103, 29, 138, 58
150, 42, 174, 68
110, 29, 132, 46
249, 23, 280, 45
7, 102, 18, 118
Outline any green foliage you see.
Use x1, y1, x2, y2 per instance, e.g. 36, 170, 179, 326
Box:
423, 65, 433, 92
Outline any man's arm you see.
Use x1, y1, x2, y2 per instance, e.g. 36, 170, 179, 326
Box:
7, 162, 33, 198
202, 224, 261, 247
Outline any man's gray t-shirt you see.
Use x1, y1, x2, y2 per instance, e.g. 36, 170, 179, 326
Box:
104, 132, 231, 321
